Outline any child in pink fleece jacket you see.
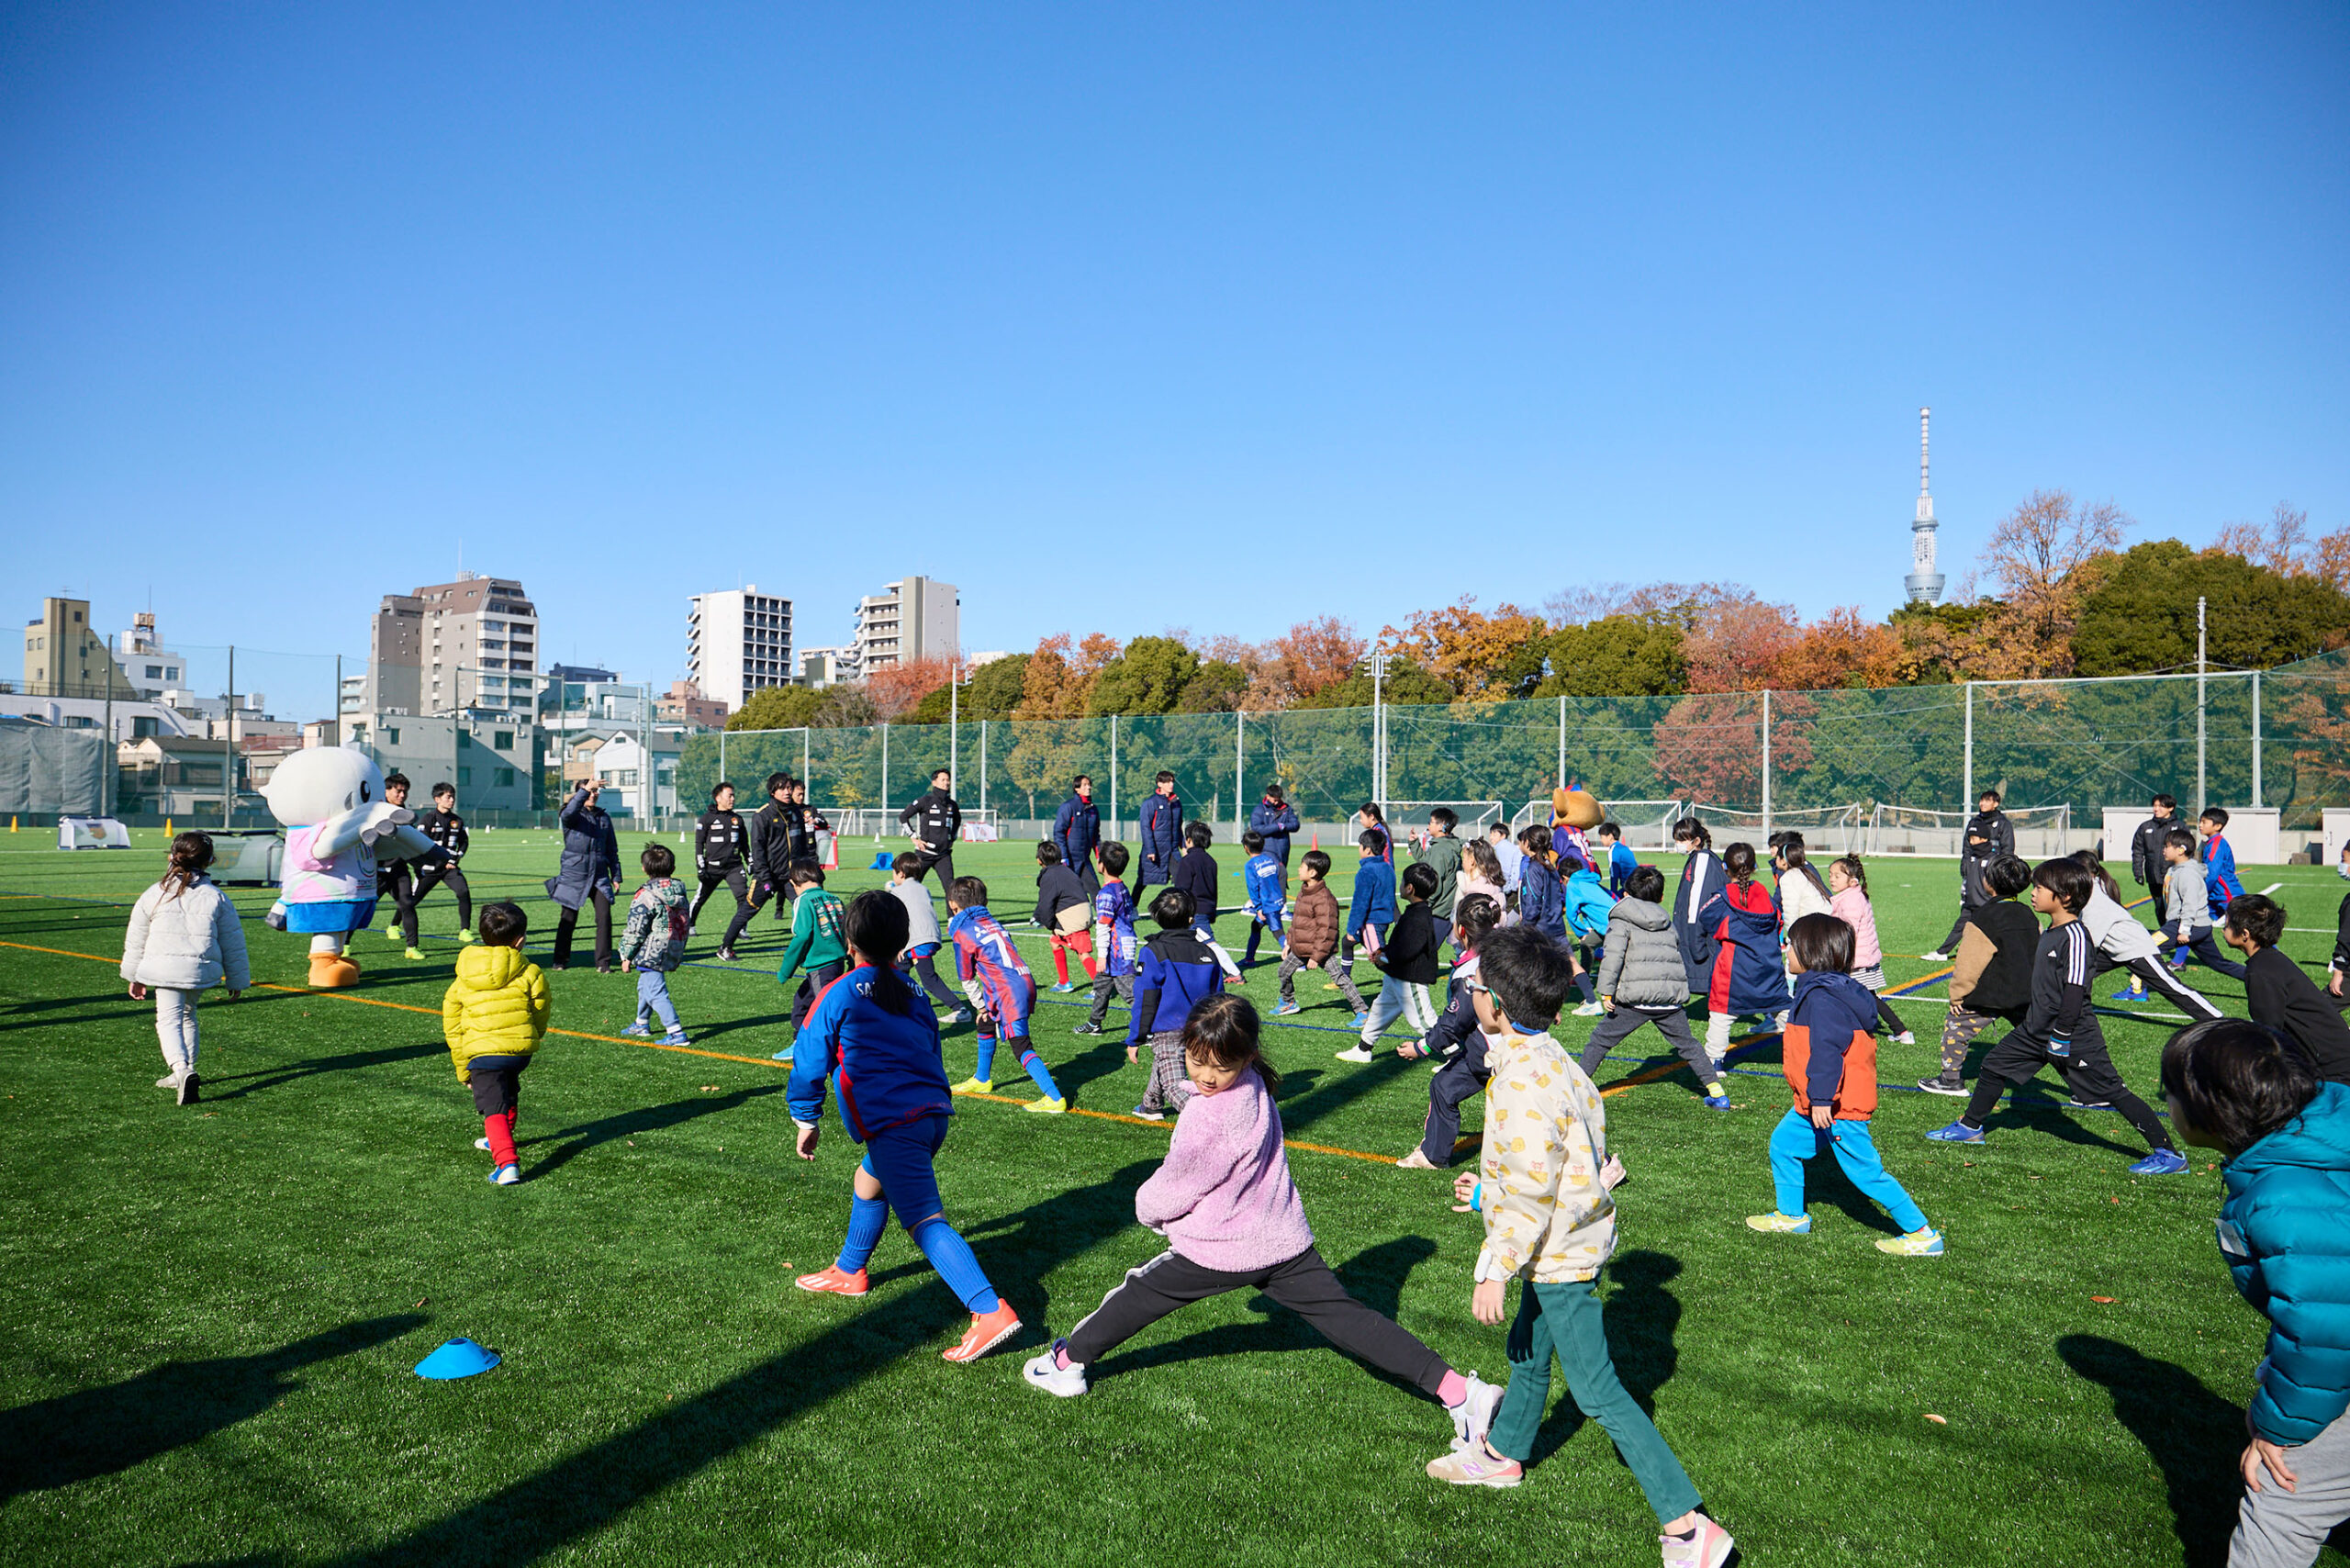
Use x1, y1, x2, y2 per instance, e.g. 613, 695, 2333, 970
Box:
1828, 855, 1913, 1043
1023, 993, 1503, 1446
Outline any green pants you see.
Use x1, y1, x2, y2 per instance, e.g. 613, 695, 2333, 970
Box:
1487, 1278, 1701, 1525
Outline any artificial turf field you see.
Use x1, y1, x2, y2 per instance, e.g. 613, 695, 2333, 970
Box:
2, 825, 2341, 1567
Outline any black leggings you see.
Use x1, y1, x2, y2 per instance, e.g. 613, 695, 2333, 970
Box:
690, 868, 747, 928
408, 864, 472, 942
1064, 1245, 1449, 1398
553, 890, 613, 969
1961, 1031, 2173, 1153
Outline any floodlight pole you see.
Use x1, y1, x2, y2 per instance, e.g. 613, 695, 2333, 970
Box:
1235, 710, 1245, 830
1363, 653, 1392, 812
979, 719, 989, 815
1110, 714, 1119, 840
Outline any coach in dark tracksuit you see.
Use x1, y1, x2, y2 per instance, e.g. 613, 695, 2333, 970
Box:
1052, 777, 1102, 896
409, 787, 473, 940
691, 781, 750, 933
2129, 796, 2178, 889
1248, 785, 1302, 868
900, 769, 961, 890
1934, 792, 2015, 958
719, 773, 796, 959
1137, 773, 1184, 889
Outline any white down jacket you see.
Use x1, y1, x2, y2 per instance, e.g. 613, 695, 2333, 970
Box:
121, 877, 252, 991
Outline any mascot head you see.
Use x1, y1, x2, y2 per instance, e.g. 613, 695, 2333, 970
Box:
261, 746, 386, 828
1550, 787, 1602, 830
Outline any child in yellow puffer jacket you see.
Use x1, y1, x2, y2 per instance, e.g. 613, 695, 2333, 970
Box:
442, 901, 552, 1185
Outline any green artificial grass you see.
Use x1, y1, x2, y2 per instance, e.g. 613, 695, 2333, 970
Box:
0, 824, 2335, 1565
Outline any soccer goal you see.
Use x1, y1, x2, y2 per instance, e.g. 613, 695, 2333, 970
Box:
1685, 801, 1872, 854
1507, 799, 1690, 849
1867, 802, 2074, 859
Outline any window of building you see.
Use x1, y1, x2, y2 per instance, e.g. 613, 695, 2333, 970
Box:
384, 727, 400, 745
459, 766, 472, 786
495, 767, 515, 787
493, 731, 512, 751
145, 665, 163, 679
458, 730, 473, 748
133, 717, 160, 738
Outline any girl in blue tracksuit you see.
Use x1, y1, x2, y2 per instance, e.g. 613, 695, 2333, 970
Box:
2165, 1016, 2350, 1566
1515, 824, 1566, 943
788, 890, 1024, 1365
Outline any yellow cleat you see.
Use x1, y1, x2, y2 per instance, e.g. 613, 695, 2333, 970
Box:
950, 1077, 992, 1094
1024, 1097, 1068, 1114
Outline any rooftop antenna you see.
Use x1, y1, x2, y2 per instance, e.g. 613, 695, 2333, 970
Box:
1903, 406, 1945, 606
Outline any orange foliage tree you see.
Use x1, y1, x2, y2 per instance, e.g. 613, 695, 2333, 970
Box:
1770, 606, 1907, 690
1382, 596, 1549, 699
862, 655, 957, 721
1263, 616, 1368, 707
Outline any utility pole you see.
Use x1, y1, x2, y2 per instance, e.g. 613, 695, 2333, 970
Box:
224, 644, 236, 830
1962, 682, 1974, 813
2252, 668, 2263, 810
102, 634, 114, 817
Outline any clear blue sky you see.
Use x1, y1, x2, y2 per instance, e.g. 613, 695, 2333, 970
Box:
4, 4, 2344, 719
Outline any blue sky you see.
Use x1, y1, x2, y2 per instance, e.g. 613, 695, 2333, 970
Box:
4, 4, 2344, 719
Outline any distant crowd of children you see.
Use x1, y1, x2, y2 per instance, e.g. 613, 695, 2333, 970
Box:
117, 769, 2350, 1568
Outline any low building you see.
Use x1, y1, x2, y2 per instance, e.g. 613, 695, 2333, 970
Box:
588, 729, 688, 818
116, 734, 246, 818
656, 679, 729, 727
798, 645, 857, 688
22, 597, 139, 700
341, 711, 542, 812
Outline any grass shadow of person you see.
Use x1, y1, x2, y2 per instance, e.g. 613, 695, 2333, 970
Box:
1271, 1052, 1422, 1141
205, 1042, 448, 1102
522, 1084, 789, 1178
0, 1314, 428, 1503
2056, 1333, 2245, 1568
1523, 1249, 1685, 1467
313, 1162, 1158, 1568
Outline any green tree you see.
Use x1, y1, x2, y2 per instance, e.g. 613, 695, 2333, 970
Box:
902, 685, 954, 725
1087, 636, 1201, 716
963, 654, 1030, 719
2074, 540, 2350, 677
726, 685, 822, 732
1533, 613, 1687, 697
1177, 659, 1249, 712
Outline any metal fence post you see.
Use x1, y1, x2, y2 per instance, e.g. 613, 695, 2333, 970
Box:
1235, 710, 1244, 828
1110, 713, 1119, 839
2197, 596, 2209, 816
1557, 694, 1566, 788
719, 726, 726, 787
980, 719, 989, 814
801, 726, 810, 795
1962, 681, 1974, 812
2252, 670, 2263, 809
881, 722, 890, 814
1759, 687, 1772, 834
224, 644, 236, 829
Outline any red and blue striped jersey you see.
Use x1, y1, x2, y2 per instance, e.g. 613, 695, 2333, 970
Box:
948, 905, 1034, 1020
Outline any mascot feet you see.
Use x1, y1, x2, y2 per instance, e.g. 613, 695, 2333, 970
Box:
308, 952, 362, 989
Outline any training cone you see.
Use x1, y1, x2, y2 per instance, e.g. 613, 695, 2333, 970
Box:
414, 1338, 501, 1380
164, 818, 173, 837
868, 851, 892, 870
1310, 829, 1318, 849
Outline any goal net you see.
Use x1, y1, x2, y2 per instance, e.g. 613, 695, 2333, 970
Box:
1867, 803, 2074, 859
1508, 798, 1690, 849
1685, 801, 1872, 854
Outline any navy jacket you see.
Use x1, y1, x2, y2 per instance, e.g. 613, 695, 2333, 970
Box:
1347, 856, 1397, 938
1137, 792, 1184, 885
1517, 856, 1565, 940
1673, 848, 1726, 993
1128, 929, 1223, 1045
1171, 846, 1219, 922
1052, 793, 1100, 872
548, 787, 620, 910
1248, 796, 1302, 864
1426, 953, 1485, 1069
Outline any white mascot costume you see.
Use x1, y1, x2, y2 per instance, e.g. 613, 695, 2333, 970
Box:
262, 748, 435, 988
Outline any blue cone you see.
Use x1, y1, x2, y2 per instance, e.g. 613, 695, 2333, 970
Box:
414, 1337, 501, 1380
867, 852, 893, 870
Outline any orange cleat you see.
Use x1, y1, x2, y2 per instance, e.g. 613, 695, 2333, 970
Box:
942, 1300, 1023, 1363
794, 1265, 869, 1296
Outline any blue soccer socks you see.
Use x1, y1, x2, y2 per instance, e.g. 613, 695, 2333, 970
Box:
837, 1193, 889, 1274
910, 1215, 1002, 1314
1016, 1045, 1063, 1102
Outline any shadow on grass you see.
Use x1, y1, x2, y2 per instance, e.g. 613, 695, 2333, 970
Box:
2056, 1334, 2243, 1568
205, 1042, 448, 1102
1274, 1051, 1422, 1140
523, 1084, 789, 1177
296, 1161, 1154, 1568
1524, 1249, 1686, 1467
682, 1010, 793, 1046
0, 1315, 429, 1503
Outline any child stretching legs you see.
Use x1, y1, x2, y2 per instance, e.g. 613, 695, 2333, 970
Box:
790, 891, 1024, 1362
946, 877, 1068, 1112
1024, 993, 1505, 1454
1746, 914, 1942, 1255
1429, 926, 1735, 1568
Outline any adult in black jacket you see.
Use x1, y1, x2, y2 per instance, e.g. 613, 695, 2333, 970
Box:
2129, 794, 2179, 889
1930, 790, 2017, 958
408, 781, 474, 942
2333, 873, 2350, 1005
1052, 776, 1102, 896
900, 768, 961, 890
690, 780, 750, 934
1248, 784, 1302, 868
548, 780, 621, 970
2228, 895, 2350, 1082
375, 772, 424, 953
719, 773, 797, 960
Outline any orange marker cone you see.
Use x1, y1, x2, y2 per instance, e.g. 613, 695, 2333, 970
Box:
1310, 829, 1319, 850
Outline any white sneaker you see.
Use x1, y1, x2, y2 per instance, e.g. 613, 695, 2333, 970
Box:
1659, 1513, 1736, 1568
1449, 1373, 1505, 1451
157, 1073, 181, 1089
1600, 1153, 1628, 1191
1919, 949, 1950, 963
1572, 1001, 1605, 1017
1023, 1341, 1090, 1397
1334, 1045, 1375, 1063
1894, 1030, 1917, 1046
475, 1137, 493, 1151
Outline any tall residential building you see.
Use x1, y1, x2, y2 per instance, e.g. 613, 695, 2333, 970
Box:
113, 611, 189, 700
851, 576, 958, 671
21, 597, 137, 700
687, 587, 793, 710
366, 573, 541, 715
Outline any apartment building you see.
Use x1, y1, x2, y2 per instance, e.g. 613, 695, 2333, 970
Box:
687, 587, 793, 710
850, 577, 957, 672
365, 573, 541, 715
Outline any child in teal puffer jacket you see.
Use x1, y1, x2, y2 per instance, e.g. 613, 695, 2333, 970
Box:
2165, 1017, 2350, 1568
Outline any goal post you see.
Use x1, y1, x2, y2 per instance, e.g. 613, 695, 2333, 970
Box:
1686, 801, 1872, 854
1866, 802, 2074, 858
1508, 798, 1690, 849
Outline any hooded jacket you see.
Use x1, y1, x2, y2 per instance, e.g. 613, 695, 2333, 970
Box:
786, 965, 953, 1143
1595, 895, 1684, 1010
1051, 792, 1100, 872
2130, 812, 2175, 888
1137, 791, 1184, 884
1703, 879, 1788, 1017
1413, 833, 1463, 919
1248, 796, 1302, 864
1346, 855, 1396, 938
442, 944, 552, 1079
1286, 879, 1343, 963
1477, 1027, 1616, 1284
1673, 847, 1726, 992
1562, 867, 1615, 942
548, 788, 620, 910
1516, 855, 1564, 940
2221, 1082, 2350, 1445
121, 876, 251, 992
618, 877, 690, 972
1129, 928, 1223, 1045
1780, 969, 1882, 1119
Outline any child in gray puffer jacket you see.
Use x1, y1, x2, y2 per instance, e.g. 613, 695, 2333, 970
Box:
619, 844, 692, 1045
1579, 867, 1730, 1109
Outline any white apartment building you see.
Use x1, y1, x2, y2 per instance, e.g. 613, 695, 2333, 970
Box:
368, 573, 542, 716
687, 587, 793, 710
851, 576, 958, 671
112, 611, 190, 700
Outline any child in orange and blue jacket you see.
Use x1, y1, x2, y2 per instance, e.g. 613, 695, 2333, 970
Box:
1745, 912, 1942, 1256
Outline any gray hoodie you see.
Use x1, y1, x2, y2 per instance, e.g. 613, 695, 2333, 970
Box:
1595, 895, 1687, 1009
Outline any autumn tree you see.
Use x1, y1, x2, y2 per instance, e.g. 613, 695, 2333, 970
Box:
1014, 633, 1120, 720
961, 653, 1030, 720
1682, 593, 1801, 693
1382, 596, 1550, 700
1968, 489, 2130, 678
1177, 659, 1250, 711
1770, 606, 1907, 690
1266, 616, 1368, 705
864, 655, 957, 722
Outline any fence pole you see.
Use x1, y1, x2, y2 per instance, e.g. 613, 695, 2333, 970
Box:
980, 720, 989, 815
881, 722, 890, 814
1235, 710, 1245, 829
801, 726, 809, 795
1759, 688, 1772, 835
1962, 681, 1974, 812
2252, 670, 2263, 809
102, 634, 115, 816
1110, 714, 1119, 839
224, 644, 235, 830
1557, 694, 1565, 788
332, 654, 341, 746
719, 726, 726, 788
2197, 596, 2208, 816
